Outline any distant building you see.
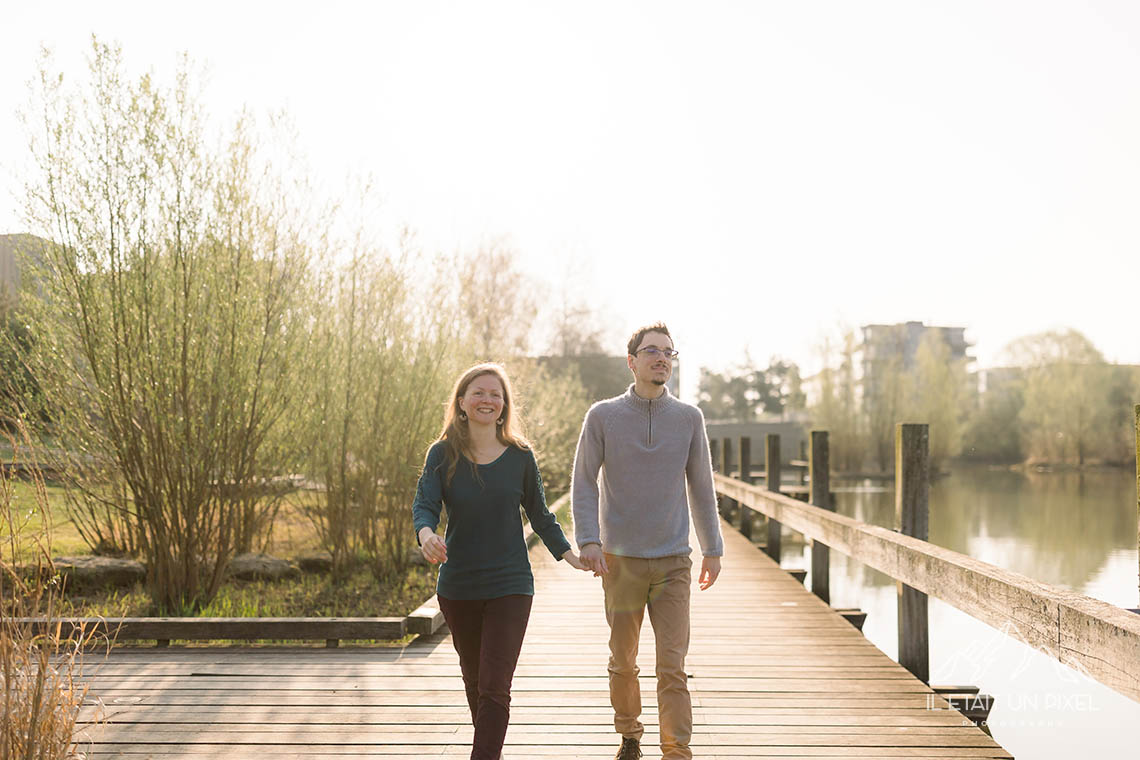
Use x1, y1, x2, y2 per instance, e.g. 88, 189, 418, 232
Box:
858, 321, 975, 402
860, 321, 972, 372
798, 321, 976, 417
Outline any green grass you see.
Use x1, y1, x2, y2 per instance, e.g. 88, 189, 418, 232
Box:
59, 563, 438, 619
14, 483, 567, 624
2, 478, 88, 558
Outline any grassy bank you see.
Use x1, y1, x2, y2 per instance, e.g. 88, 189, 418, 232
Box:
59, 563, 438, 619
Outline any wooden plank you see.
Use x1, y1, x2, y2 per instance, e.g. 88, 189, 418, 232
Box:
405, 596, 444, 636
71, 516, 1010, 759
81, 751, 1009, 759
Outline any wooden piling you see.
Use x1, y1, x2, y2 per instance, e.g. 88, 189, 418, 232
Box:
765, 433, 782, 562
720, 437, 735, 520
738, 436, 753, 539
809, 430, 831, 603
896, 423, 931, 684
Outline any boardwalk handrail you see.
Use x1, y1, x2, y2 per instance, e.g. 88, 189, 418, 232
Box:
714, 470, 1140, 704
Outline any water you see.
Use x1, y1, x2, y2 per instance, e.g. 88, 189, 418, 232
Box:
783, 464, 1139, 760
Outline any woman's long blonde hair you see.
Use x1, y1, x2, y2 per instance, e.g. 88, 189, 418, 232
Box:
435, 362, 530, 485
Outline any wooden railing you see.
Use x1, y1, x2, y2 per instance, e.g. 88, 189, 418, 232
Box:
712, 425, 1140, 705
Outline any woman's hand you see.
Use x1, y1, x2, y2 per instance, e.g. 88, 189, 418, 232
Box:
561, 549, 588, 571
418, 527, 447, 564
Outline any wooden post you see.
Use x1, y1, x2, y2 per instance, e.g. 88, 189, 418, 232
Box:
710, 438, 720, 472
896, 423, 930, 683
809, 431, 831, 603
1135, 404, 1139, 608
765, 434, 782, 562
799, 438, 807, 485
738, 436, 753, 538
721, 437, 735, 519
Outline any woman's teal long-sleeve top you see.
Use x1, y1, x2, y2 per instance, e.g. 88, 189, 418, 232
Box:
412, 441, 571, 600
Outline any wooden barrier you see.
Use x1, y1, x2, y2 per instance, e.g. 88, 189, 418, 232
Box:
712, 466, 1140, 704
809, 430, 831, 604
720, 437, 735, 521
14, 617, 406, 647
765, 433, 782, 562
896, 423, 930, 683
737, 436, 753, 539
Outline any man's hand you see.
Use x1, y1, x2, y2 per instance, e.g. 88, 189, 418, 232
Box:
579, 543, 608, 576
418, 527, 447, 564
698, 556, 721, 590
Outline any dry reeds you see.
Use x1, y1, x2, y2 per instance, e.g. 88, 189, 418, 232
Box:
1, 422, 103, 760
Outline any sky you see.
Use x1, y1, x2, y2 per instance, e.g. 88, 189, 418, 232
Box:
3, 1, 1139, 398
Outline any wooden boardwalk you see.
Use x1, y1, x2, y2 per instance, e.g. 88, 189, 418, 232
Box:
74, 521, 1012, 758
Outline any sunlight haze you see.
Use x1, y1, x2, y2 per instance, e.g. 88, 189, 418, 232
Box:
3, 1, 1139, 399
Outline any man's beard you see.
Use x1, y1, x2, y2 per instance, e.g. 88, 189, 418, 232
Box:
651, 377, 666, 386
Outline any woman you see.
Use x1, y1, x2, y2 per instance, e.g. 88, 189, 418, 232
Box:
413, 362, 586, 760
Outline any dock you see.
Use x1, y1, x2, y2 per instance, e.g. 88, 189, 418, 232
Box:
74, 519, 1011, 758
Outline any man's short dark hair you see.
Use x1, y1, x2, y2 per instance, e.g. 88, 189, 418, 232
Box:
627, 322, 672, 356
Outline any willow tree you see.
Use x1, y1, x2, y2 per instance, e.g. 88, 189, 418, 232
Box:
20, 41, 312, 612
903, 331, 968, 474
1005, 329, 1108, 466
808, 329, 863, 471
299, 239, 461, 580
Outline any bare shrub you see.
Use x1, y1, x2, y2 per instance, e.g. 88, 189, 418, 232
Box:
20, 40, 313, 612
1, 423, 105, 760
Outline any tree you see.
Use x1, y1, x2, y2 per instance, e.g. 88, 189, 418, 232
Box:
903, 331, 968, 473
698, 357, 806, 422
758, 358, 806, 418
510, 359, 593, 497
543, 256, 607, 358
20, 41, 312, 612
1004, 329, 1108, 465
1102, 364, 1140, 465
0, 313, 46, 431
961, 370, 1024, 463
457, 240, 537, 360
861, 325, 907, 472
697, 364, 758, 421
808, 329, 863, 471
299, 239, 462, 580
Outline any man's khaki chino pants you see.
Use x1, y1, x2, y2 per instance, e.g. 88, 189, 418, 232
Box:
602, 552, 693, 760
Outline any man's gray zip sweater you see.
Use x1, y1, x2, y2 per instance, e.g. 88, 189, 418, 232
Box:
571, 385, 724, 558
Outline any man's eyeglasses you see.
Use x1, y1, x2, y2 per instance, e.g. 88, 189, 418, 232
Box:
636, 347, 679, 359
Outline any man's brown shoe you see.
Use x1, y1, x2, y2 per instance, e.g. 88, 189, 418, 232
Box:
615, 737, 642, 760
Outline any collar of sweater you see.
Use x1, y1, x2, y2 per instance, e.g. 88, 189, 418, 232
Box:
621, 383, 676, 413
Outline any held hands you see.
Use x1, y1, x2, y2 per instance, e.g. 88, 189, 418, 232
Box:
561, 549, 589, 571
418, 527, 447, 564
579, 543, 609, 576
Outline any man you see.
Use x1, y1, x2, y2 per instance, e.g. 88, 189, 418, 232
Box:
571, 322, 724, 760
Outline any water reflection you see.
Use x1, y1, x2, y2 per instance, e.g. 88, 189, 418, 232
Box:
823, 465, 1138, 598
778, 463, 1139, 760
